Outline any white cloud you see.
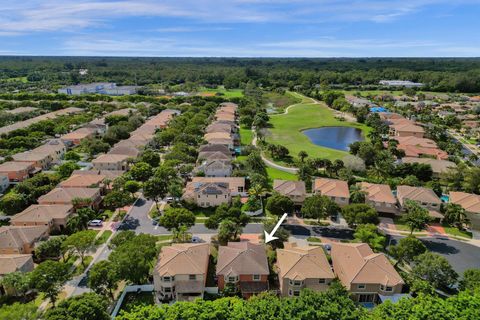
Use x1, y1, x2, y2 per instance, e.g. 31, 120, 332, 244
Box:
58, 35, 480, 57
0, 0, 474, 34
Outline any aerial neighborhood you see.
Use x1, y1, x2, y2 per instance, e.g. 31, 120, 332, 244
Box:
0, 57, 480, 319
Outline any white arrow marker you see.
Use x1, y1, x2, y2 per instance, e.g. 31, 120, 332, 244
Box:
264, 213, 288, 243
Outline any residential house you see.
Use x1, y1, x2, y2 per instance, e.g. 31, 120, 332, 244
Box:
0, 161, 34, 183
11, 205, 74, 231
196, 159, 232, 177
197, 151, 233, 162
0, 175, 8, 194
92, 154, 129, 171
359, 182, 398, 214
0, 254, 34, 295
273, 180, 307, 206
183, 177, 246, 206
313, 178, 350, 206
108, 145, 141, 158
153, 243, 210, 302
0, 254, 34, 276
32, 139, 67, 163
71, 169, 124, 180
396, 185, 442, 219
183, 182, 231, 207
391, 136, 448, 160
390, 121, 425, 138
204, 132, 234, 149
449, 192, 480, 230
199, 144, 232, 156
38, 187, 102, 209
5, 107, 38, 115
59, 174, 107, 190
12, 151, 53, 170
401, 157, 457, 177
276, 243, 335, 297
206, 122, 235, 134
61, 127, 97, 146
216, 242, 269, 299
331, 242, 404, 304
0, 226, 49, 254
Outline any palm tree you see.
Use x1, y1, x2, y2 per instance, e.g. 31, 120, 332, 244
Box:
248, 184, 267, 214
324, 159, 333, 177
443, 203, 469, 229
298, 150, 308, 163
349, 185, 367, 204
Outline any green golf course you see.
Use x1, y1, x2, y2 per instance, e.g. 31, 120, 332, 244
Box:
265, 94, 371, 162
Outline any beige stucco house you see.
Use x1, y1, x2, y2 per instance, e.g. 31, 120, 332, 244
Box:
276, 243, 335, 297
313, 178, 350, 206
153, 243, 210, 302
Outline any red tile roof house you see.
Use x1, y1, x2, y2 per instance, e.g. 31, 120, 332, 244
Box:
449, 192, 480, 231
313, 178, 350, 207
0, 225, 49, 254
0, 254, 34, 296
60, 127, 97, 146
10, 204, 74, 232
91, 154, 130, 171
359, 182, 398, 214
331, 242, 404, 305
216, 242, 269, 299
59, 174, 108, 193
12, 151, 54, 170
396, 185, 443, 220
0, 161, 34, 183
37, 187, 102, 209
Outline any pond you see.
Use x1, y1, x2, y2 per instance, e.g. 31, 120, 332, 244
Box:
302, 126, 364, 151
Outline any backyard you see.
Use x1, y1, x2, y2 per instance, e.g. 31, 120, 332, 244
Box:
265, 94, 371, 162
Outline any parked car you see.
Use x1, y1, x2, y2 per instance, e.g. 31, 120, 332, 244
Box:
88, 219, 103, 227
191, 236, 201, 243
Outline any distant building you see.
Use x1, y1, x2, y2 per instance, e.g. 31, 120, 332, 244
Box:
379, 80, 424, 88
58, 83, 139, 96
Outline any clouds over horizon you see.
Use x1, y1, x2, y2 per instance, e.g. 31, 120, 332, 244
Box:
0, 0, 479, 56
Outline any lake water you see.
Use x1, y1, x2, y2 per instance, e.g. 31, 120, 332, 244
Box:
302, 127, 364, 151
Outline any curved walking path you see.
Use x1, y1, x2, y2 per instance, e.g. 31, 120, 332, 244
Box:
252, 92, 320, 174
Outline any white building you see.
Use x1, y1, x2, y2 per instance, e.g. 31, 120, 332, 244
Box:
379, 80, 424, 88
58, 83, 139, 96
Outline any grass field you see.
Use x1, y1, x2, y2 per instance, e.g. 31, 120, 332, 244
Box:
265, 94, 371, 161
266, 167, 298, 181
240, 126, 253, 145
199, 86, 244, 98
2, 76, 28, 83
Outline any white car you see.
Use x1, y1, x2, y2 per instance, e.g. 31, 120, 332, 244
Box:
191, 236, 201, 243
88, 219, 103, 227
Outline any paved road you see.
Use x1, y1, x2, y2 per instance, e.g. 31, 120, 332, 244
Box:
389, 235, 480, 274
119, 197, 264, 235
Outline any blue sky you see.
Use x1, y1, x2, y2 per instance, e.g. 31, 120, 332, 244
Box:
1, 0, 479, 57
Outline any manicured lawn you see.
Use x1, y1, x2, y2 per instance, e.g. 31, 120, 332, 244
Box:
156, 234, 174, 241
240, 126, 253, 146
199, 86, 244, 98
265, 95, 371, 161
95, 230, 112, 245
266, 167, 298, 181
307, 236, 322, 242
442, 225, 473, 239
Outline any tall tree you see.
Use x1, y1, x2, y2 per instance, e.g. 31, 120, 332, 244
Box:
30, 260, 71, 307
402, 200, 432, 235
87, 260, 119, 300
62, 230, 97, 267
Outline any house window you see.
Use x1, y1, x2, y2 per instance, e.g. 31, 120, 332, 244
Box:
163, 276, 172, 282
293, 290, 300, 296
385, 286, 393, 292
357, 284, 366, 290
227, 276, 238, 283
252, 275, 261, 281
164, 287, 172, 293
238, 187, 244, 192
289, 280, 302, 286
318, 278, 326, 284
380, 285, 385, 291
189, 275, 196, 280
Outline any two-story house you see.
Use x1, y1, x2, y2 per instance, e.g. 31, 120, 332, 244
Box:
273, 180, 307, 206
331, 242, 404, 304
276, 243, 335, 297
359, 182, 398, 214
313, 178, 350, 206
396, 185, 442, 219
153, 243, 210, 302
216, 242, 269, 299
0, 226, 49, 254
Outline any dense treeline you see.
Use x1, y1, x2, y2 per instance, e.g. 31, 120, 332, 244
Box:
0, 57, 480, 93
115, 286, 480, 320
